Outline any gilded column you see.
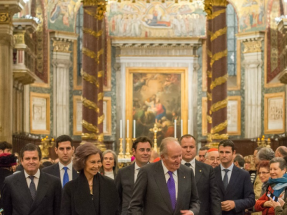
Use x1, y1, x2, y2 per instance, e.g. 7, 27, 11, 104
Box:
0, 1, 25, 143
204, 0, 213, 142
238, 32, 264, 138
82, 0, 106, 150
210, 0, 228, 143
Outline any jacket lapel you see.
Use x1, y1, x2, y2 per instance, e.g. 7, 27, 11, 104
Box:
15, 171, 33, 209
29, 171, 50, 214
214, 166, 225, 196
153, 162, 173, 212
174, 167, 186, 214
54, 163, 60, 178
129, 163, 135, 187
225, 166, 240, 194
194, 160, 203, 184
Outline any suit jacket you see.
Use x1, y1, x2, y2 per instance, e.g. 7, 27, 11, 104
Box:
1, 170, 62, 215
194, 160, 221, 215
42, 163, 78, 182
115, 163, 135, 215
214, 165, 255, 215
61, 171, 119, 215
128, 162, 200, 215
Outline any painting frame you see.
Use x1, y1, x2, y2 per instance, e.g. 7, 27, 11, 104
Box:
30, 92, 50, 134
73, 95, 82, 135
125, 67, 188, 139
103, 97, 112, 136
264, 92, 285, 134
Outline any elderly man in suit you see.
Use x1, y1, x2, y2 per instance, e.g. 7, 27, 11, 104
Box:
1, 143, 61, 215
42, 135, 78, 187
128, 137, 200, 215
180, 134, 221, 215
115, 136, 152, 215
214, 140, 255, 215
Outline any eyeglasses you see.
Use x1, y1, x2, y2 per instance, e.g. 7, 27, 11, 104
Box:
208, 158, 220, 161
258, 172, 270, 175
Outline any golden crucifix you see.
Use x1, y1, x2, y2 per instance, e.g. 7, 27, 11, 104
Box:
149, 123, 161, 153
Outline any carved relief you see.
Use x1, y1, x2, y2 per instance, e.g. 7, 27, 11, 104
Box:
52, 40, 71, 53
242, 38, 263, 53
0, 13, 11, 24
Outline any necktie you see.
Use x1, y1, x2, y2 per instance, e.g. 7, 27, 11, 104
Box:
29, 176, 36, 200
63, 167, 69, 187
223, 169, 230, 189
185, 163, 191, 168
167, 171, 176, 210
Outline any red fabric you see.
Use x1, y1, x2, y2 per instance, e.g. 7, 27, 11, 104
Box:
254, 186, 276, 215
207, 148, 218, 152
153, 157, 161, 163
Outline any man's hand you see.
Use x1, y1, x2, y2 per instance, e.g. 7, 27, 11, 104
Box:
180, 210, 194, 215
221, 200, 235, 211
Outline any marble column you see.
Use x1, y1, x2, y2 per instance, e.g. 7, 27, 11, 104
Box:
50, 32, 77, 137
210, 0, 228, 142
82, 0, 106, 150
238, 32, 264, 138
0, 1, 25, 143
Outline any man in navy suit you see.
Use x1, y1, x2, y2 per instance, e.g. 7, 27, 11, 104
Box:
180, 134, 221, 215
214, 140, 255, 215
42, 135, 78, 187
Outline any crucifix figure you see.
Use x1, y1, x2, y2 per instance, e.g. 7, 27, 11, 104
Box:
149, 123, 162, 153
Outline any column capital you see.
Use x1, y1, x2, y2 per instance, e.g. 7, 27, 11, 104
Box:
50, 31, 78, 53
13, 18, 38, 34
0, 24, 14, 46
237, 31, 265, 53
242, 53, 263, 69
204, 0, 212, 19
0, 0, 26, 22
212, 0, 228, 7
52, 58, 72, 68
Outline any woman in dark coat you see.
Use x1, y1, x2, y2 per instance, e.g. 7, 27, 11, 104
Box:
61, 143, 119, 215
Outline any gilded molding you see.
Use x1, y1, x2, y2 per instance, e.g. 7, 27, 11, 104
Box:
207, 115, 212, 123
96, 2, 106, 20
83, 0, 98, 6
82, 97, 100, 113
204, 0, 212, 19
211, 27, 227, 42
211, 133, 229, 140
82, 132, 98, 140
207, 70, 212, 78
212, 0, 228, 7
210, 9, 226, 20
98, 70, 103, 77
210, 49, 227, 67
82, 47, 103, 64
98, 92, 103, 101
210, 74, 228, 90
210, 98, 228, 113
52, 40, 71, 53
0, 13, 11, 24
82, 120, 99, 133
14, 33, 25, 44
242, 39, 263, 53
211, 120, 227, 134
83, 28, 103, 38
98, 115, 104, 124
207, 50, 212, 58
82, 71, 99, 87
207, 92, 212, 101
97, 133, 104, 142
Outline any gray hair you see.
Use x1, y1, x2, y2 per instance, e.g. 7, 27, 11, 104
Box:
270, 157, 287, 170
160, 137, 180, 157
101, 150, 119, 175
257, 147, 275, 161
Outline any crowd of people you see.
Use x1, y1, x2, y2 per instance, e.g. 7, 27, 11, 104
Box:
1, 135, 287, 215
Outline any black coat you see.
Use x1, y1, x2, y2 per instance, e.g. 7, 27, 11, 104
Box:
61, 171, 120, 215
42, 163, 78, 182
0, 168, 13, 210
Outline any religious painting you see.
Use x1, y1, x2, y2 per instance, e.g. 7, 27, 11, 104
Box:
201, 96, 241, 136
103, 97, 112, 136
264, 92, 285, 134
126, 68, 188, 144
30, 93, 50, 134
47, 0, 81, 32
73, 96, 82, 135
107, 0, 206, 38
238, 0, 265, 32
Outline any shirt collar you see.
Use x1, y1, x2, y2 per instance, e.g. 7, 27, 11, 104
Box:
220, 163, 234, 172
181, 158, 195, 167
161, 160, 178, 177
24, 169, 40, 178
59, 161, 73, 170
134, 161, 140, 171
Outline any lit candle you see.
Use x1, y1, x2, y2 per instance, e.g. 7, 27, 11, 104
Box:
120, 120, 122, 138
127, 120, 129, 138
174, 120, 177, 138
181, 120, 183, 136
133, 120, 136, 138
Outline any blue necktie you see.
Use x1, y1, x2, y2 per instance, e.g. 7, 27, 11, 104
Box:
29, 176, 36, 200
167, 171, 176, 210
63, 167, 69, 187
223, 169, 230, 190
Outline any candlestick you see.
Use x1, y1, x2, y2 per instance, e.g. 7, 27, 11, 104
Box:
125, 138, 131, 159
174, 120, 177, 138
118, 138, 124, 159
120, 120, 123, 138
133, 120, 136, 138
181, 120, 183, 136
127, 120, 129, 138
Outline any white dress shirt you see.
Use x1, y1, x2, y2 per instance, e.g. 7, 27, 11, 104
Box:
59, 162, 73, 186
162, 161, 178, 199
24, 169, 40, 190
220, 163, 234, 183
181, 158, 196, 176
134, 162, 140, 182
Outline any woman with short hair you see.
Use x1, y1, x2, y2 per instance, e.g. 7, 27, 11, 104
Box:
61, 143, 119, 215
257, 160, 271, 197
100, 150, 118, 179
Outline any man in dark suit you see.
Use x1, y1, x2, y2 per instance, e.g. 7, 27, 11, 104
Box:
115, 136, 152, 215
42, 135, 78, 187
1, 143, 61, 215
180, 134, 221, 215
128, 137, 200, 215
214, 140, 255, 215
